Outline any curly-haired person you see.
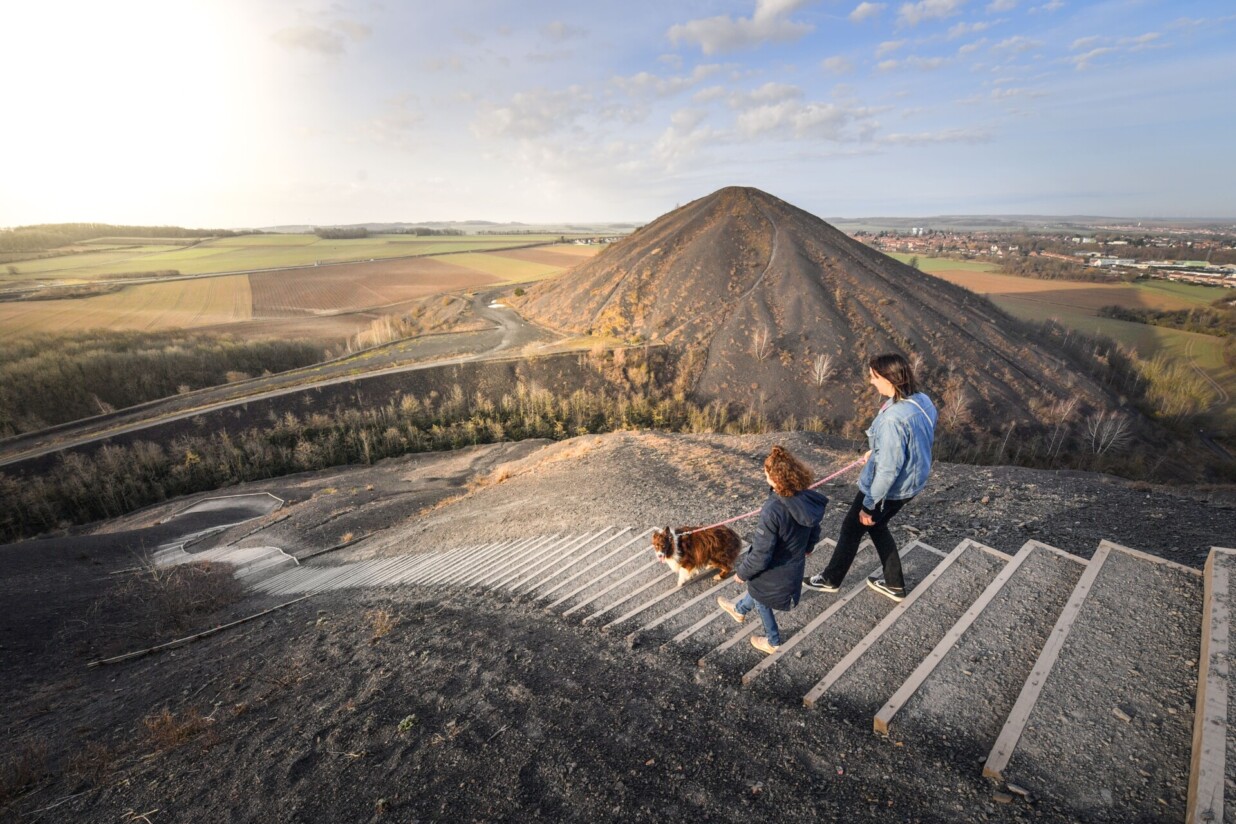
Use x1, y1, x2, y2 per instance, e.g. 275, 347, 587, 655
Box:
718, 446, 828, 654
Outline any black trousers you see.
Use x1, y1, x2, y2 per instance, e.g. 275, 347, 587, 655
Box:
820, 491, 910, 590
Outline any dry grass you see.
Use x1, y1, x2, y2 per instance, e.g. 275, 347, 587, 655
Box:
0, 738, 49, 803
366, 608, 397, 642
67, 741, 115, 784
108, 561, 246, 639
143, 707, 214, 751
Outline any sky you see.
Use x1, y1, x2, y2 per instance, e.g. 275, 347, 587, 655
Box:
2, 0, 1234, 228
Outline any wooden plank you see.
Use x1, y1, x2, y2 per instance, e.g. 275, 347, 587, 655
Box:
431, 537, 535, 587
1187, 547, 1233, 824
463, 533, 580, 589
413, 540, 503, 586
481, 529, 613, 590
456, 534, 569, 587
507, 528, 631, 593
530, 529, 652, 599
561, 559, 662, 617
740, 542, 930, 687
583, 570, 676, 623
389, 547, 474, 586
803, 539, 981, 708
873, 540, 1037, 734
1099, 538, 1203, 577
539, 534, 652, 605
699, 617, 761, 664
605, 566, 739, 633
627, 566, 753, 639
671, 608, 725, 644
982, 543, 1113, 781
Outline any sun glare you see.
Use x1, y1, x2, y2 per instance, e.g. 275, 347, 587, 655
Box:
2, 1, 269, 225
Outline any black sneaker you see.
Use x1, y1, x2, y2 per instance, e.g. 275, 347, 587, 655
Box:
804, 574, 840, 592
866, 576, 906, 602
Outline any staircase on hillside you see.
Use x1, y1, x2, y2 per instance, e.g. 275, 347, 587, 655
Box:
165, 526, 1232, 823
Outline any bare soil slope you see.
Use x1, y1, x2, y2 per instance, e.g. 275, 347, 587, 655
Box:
513, 187, 1115, 427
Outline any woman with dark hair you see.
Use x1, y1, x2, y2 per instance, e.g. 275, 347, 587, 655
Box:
717, 446, 828, 654
806, 353, 937, 602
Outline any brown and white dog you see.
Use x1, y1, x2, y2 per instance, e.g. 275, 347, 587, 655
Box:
651, 525, 742, 587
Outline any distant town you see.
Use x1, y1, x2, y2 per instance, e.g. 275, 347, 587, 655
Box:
857, 224, 1236, 287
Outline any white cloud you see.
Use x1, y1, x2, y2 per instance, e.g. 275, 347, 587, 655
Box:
1124, 32, 1161, 50
693, 85, 730, 103
948, 20, 994, 39
668, 0, 816, 54
272, 25, 346, 54
272, 19, 370, 55
821, 55, 855, 73
1070, 46, 1114, 69
542, 21, 587, 42
849, 2, 887, 22
879, 54, 952, 70
992, 35, 1043, 53
361, 96, 424, 150
879, 127, 991, 144
1030, 0, 1064, 12
734, 98, 881, 141
728, 82, 804, 108
876, 39, 908, 57
472, 86, 594, 140
653, 109, 719, 167
424, 55, 464, 72
1070, 35, 1100, 50
612, 64, 724, 98
986, 0, 1016, 11
897, 0, 967, 27
958, 38, 987, 55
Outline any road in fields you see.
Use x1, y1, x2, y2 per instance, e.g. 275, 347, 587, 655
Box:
0, 289, 557, 470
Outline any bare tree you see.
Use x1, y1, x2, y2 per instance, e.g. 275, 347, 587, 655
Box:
1085, 411, 1132, 455
939, 375, 972, 428
752, 327, 773, 362
812, 353, 835, 386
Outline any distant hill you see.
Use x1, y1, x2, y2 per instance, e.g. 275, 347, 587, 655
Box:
512, 186, 1117, 430
257, 221, 638, 235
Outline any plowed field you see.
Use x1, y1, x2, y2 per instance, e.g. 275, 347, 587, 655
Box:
249, 257, 498, 317
0, 275, 252, 340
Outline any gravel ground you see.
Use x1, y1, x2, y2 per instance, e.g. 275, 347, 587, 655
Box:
894, 544, 1086, 766
825, 545, 1008, 718
1002, 547, 1204, 821
3, 429, 1232, 823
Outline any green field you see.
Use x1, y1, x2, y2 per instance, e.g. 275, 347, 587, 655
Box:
888, 252, 1236, 422
2, 233, 587, 283
887, 252, 998, 274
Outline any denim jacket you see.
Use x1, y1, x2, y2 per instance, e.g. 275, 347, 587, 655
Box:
858, 392, 937, 511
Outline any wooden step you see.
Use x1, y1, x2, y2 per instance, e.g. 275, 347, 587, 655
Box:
984, 540, 1203, 820
802, 539, 1010, 710
1187, 546, 1236, 824
873, 541, 1085, 753
739, 541, 948, 702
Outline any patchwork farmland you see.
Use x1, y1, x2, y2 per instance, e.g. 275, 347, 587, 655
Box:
890, 253, 1236, 420
0, 237, 603, 341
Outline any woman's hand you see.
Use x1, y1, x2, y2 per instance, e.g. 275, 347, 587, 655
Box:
858, 511, 875, 527
862, 450, 872, 463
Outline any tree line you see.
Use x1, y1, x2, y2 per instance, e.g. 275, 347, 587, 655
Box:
0, 331, 325, 437
1097, 301, 1235, 337
2, 330, 1230, 544
0, 223, 245, 253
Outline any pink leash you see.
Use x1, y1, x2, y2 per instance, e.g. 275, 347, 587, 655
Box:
678, 456, 867, 537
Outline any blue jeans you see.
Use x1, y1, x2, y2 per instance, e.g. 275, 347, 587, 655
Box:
735, 592, 780, 646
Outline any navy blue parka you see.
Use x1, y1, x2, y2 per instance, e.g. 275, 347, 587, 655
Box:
737, 488, 828, 611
